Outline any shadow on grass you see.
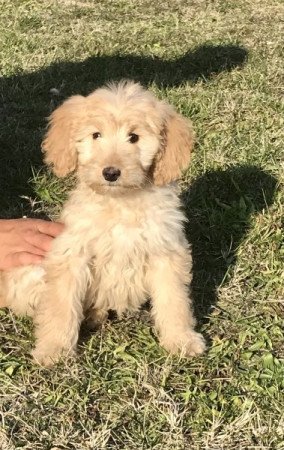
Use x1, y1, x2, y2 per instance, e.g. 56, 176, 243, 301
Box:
0, 43, 248, 216
181, 165, 277, 322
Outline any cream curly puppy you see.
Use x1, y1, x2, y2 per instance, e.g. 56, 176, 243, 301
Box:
0, 81, 205, 365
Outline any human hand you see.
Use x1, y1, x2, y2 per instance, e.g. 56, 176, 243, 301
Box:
0, 218, 64, 271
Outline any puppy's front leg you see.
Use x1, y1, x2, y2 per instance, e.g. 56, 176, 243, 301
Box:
32, 254, 90, 366
148, 251, 206, 357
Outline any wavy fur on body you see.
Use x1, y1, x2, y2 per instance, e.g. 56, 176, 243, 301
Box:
0, 81, 205, 365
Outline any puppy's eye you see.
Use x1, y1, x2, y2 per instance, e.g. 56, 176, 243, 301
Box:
93, 132, 101, 139
128, 133, 139, 144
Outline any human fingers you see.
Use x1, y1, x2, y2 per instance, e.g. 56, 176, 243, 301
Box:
5, 252, 44, 269
25, 232, 55, 253
33, 219, 65, 237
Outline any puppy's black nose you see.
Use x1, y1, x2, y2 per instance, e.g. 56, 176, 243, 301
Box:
102, 167, 121, 182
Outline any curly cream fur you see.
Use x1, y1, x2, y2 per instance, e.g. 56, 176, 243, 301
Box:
0, 81, 205, 365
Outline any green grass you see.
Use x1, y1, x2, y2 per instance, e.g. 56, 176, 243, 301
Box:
0, 0, 283, 448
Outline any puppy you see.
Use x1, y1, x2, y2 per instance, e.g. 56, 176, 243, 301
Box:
0, 81, 205, 365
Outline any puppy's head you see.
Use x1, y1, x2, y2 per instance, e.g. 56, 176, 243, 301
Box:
42, 81, 194, 194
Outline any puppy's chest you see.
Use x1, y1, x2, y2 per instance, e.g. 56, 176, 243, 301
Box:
90, 209, 151, 266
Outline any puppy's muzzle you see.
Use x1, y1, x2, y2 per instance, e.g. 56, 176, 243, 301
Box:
102, 167, 121, 182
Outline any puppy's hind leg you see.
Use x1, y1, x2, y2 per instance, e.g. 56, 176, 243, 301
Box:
0, 266, 45, 316
0, 274, 7, 308
83, 280, 108, 330
84, 307, 108, 330
0, 296, 7, 308
147, 250, 206, 357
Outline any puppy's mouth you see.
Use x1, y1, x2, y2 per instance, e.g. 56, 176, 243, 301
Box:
106, 181, 119, 187
88, 169, 150, 193
89, 180, 145, 193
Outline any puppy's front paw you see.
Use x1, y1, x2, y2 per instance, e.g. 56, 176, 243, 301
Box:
32, 344, 74, 367
160, 330, 206, 357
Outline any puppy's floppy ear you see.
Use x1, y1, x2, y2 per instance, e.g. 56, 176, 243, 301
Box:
42, 95, 86, 177
151, 106, 194, 185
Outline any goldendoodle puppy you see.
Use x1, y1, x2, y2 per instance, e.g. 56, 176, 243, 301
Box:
0, 81, 205, 365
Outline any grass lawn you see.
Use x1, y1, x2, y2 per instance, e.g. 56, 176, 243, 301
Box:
0, 0, 283, 448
